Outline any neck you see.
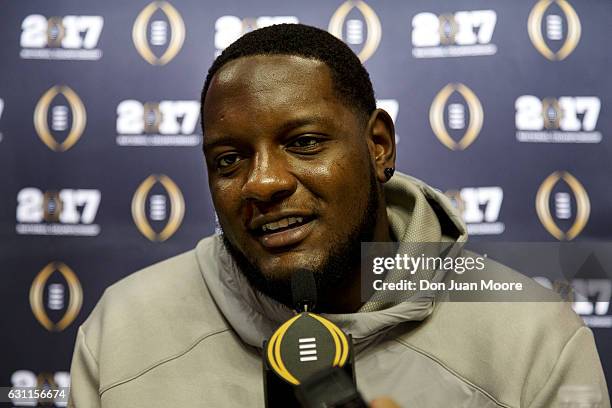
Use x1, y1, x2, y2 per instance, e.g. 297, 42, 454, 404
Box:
318, 204, 393, 314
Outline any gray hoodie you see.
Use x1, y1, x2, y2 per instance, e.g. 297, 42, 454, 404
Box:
68, 172, 610, 407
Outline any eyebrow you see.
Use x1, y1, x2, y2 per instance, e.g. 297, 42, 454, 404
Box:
203, 115, 335, 150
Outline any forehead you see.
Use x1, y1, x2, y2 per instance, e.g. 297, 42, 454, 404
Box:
203, 55, 350, 135
208, 54, 334, 102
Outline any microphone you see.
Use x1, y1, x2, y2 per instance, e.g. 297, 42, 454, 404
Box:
262, 270, 364, 408
292, 269, 317, 312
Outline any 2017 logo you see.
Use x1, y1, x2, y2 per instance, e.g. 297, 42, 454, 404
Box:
536, 276, 611, 328
328, 0, 381, 62
214, 15, 299, 56
515, 95, 601, 143
429, 83, 483, 150
16, 188, 101, 236
535, 171, 590, 240
528, 0, 581, 60
132, 174, 185, 241
412, 10, 497, 58
133, 1, 185, 65
20, 14, 103, 60
30, 262, 82, 332
11, 370, 70, 407
446, 187, 504, 235
116, 99, 201, 146
34, 86, 86, 152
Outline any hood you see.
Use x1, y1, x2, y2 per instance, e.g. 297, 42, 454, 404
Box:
197, 171, 467, 349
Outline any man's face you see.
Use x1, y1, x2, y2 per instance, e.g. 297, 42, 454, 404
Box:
203, 55, 378, 299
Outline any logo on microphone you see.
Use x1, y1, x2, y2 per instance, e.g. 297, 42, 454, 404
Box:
34, 86, 86, 152
535, 171, 590, 240
30, 262, 83, 332
214, 15, 299, 56
328, 1, 382, 62
515, 95, 601, 143
132, 174, 185, 241
20, 14, 103, 60
528, 0, 581, 61
133, 1, 185, 65
411, 9, 497, 58
429, 83, 483, 150
116, 99, 202, 146
16, 187, 101, 236
266, 313, 350, 385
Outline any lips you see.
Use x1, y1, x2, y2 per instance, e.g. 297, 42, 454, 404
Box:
261, 216, 305, 232
258, 218, 315, 248
249, 213, 316, 249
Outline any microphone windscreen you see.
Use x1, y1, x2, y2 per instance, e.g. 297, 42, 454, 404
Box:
291, 269, 317, 311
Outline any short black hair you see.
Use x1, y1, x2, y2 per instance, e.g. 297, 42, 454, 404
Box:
200, 23, 376, 132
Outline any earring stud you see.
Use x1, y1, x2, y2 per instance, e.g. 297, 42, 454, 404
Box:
384, 167, 395, 181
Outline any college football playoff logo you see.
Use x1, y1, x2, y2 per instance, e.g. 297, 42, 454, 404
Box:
429, 83, 483, 150
132, 174, 185, 241
33, 86, 86, 152
528, 0, 581, 61
328, 0, 381, 62
30, 262, 82, 332
536, 171, 590, 240
133, 1, 185, 65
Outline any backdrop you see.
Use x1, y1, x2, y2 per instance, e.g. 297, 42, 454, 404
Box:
1, 0, 611, 404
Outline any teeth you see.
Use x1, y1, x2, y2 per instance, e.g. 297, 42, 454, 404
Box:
261, 217, 305, 232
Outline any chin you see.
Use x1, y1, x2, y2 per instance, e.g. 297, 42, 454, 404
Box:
257, 253, 325, 279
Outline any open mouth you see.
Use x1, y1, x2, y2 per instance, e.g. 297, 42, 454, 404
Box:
251, 215, 316, 249
253, 215, 315, 236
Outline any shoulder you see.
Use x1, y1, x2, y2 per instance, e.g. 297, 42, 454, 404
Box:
400, 256, 587, 407
79, 236, 230, 392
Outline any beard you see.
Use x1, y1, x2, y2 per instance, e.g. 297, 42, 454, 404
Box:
220, 167, 381, 311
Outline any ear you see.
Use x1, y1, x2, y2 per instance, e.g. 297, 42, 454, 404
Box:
365, 109, 396, 183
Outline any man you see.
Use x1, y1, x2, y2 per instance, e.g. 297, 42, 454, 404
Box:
69, 24, 609, 407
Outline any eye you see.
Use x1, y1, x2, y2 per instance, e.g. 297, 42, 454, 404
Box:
216, 153, 241, 169
288, 136, 322, 149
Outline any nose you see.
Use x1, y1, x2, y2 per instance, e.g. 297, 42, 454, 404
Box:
241, 149, 297, 203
